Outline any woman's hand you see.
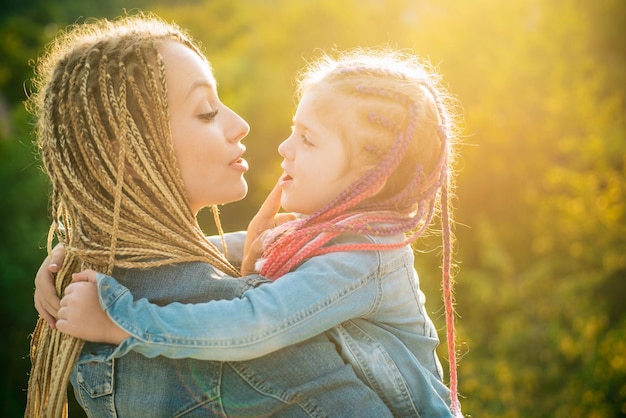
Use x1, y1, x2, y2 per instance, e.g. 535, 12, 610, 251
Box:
55, 270, 130, 345
33, 243, 66, 328
241, 181, 296, 276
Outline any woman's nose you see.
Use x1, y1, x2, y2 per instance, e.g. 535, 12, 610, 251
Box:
226, 107, 250, 143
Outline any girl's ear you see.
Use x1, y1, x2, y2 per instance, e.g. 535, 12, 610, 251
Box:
356, 162, 387, 199
368, 173, 387, 199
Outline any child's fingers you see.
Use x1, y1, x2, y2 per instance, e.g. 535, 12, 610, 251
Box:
241, 233, 266, 276
274, 213, 297, 227
255, 180, 283, 220
244, 179, 288, 264
72, 269, 98, 283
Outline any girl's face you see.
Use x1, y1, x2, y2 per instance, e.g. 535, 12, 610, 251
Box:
161, 41, 250, 215
278, 89, 365, 215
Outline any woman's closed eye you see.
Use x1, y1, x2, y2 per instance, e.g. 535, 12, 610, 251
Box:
301, 133, 313, 146
198, 108, 219, 122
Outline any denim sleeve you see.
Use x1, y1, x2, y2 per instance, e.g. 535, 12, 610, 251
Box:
98, 248, 382, 361
206, 230, 246, 269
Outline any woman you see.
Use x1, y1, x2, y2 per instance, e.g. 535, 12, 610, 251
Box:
26, 12, 390, 417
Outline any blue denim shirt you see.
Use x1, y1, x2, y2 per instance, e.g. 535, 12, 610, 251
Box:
96, 232, 456, 417
70, 232, 393, 417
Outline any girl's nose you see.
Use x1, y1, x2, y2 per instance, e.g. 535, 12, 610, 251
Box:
225, 107, 250, 143
278, 136, 293, 160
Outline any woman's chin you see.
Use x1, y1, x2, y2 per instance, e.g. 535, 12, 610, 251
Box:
191, 186, 249, 214
222, 184, 249, 205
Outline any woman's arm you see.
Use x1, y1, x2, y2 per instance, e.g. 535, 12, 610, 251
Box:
58, 242, 381, 361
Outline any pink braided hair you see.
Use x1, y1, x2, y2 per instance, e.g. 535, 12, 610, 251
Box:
260, 59, 461, 415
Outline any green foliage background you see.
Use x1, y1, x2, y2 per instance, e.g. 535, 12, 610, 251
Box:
1, 0, 624, 416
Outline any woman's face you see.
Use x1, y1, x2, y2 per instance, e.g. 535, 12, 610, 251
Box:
160, 41, 250, 215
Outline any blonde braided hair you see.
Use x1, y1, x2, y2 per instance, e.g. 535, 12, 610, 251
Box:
26, 13, 239, 417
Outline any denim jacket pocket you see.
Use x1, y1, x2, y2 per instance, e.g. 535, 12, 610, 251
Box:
327, 321, 418, 417
74, 359, 114, 398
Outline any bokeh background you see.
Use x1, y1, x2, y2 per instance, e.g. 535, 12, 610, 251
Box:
1, 0, 624, 416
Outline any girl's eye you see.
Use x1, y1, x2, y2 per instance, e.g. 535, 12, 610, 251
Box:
199, 109, 219, 121
301, 133, 313, 146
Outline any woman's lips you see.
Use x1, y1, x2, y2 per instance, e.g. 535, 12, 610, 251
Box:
230, 157, 249, 172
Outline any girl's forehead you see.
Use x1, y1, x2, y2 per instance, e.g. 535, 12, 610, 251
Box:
293, 90, 327, 131
297, 86, 352, 124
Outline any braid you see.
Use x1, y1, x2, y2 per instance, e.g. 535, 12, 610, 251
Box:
260, 49, 461, 415
26, 14, 239, 417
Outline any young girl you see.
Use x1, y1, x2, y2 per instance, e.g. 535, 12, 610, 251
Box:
26, 14, 392, 417
57, 49, 464, 416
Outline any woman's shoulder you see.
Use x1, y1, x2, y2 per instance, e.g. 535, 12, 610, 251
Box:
112, 261, 240, 304
114, 261, 227, 281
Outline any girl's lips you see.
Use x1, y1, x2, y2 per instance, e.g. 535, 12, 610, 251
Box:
278, 172, 293, 186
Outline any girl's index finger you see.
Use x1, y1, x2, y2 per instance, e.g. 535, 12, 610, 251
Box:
256, 180, 283, 220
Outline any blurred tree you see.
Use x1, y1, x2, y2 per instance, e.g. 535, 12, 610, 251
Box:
434, 0, 626, 415
0, 106, 50, 418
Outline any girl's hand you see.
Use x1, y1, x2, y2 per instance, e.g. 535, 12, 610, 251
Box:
55, 269, 130, 345
33, 243, 66, 328
241, 181, 296, 276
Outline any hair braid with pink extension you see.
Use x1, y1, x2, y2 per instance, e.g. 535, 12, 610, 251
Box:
259, 50, 461, 415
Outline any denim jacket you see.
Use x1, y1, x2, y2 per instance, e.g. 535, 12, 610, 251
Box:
70, 232, 392, 417
95, 232, 456, 417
